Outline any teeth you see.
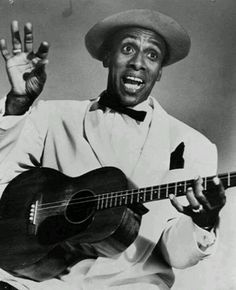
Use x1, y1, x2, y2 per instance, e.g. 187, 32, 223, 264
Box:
124, 83, 141, 91
122, 75, 144, 92
126, 76, 143, 84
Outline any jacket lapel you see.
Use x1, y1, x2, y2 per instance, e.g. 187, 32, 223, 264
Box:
84, 100, 120, 168
131, 98, 171, 187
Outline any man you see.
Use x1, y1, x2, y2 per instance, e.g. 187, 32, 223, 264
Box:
0, 9, 225, 290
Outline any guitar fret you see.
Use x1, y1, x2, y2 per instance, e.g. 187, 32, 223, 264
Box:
97, 194, 100, 210
137, 191, 140, 203
124, 191, 128, 205
119, 194, 122, 206
158, 186, 160, 199
100, 194, 104, 209
174, 182, 177, 196
105, 193, 109, 208
114, 193, 118, 207
143, 188, 146, 202
228, 172, 230, 187
109, 193, 113, 208
130, 189, 134, 204
150, 187, 154, 201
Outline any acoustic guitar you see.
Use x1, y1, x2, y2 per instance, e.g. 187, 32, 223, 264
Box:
0, 166, 233, 281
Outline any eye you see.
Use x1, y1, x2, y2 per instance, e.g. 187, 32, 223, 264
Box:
147, 50, 159, 61
121, 45, 134, 54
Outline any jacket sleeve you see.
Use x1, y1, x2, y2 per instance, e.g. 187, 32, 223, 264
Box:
159, 215, 217, 269
158, 130, 218, 269
0, 97, 47, 198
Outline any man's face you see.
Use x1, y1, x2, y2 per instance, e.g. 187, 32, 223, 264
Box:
104, 27, 166, 107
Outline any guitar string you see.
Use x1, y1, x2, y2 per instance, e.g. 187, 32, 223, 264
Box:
36, 174, 232, 211
36, 180, 195, 210
36, 174, 232, 212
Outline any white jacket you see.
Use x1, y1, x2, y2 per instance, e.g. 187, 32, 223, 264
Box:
0, 96, 217, 290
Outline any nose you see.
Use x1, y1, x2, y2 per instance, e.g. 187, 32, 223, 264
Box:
129, 52, 146, 70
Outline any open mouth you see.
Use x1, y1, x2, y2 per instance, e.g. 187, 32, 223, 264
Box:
122, 76, 145, 93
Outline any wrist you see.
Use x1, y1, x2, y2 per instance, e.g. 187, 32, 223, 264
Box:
199, 216, 220, 232
5, 91, 32, 116
202, 225, 214, 232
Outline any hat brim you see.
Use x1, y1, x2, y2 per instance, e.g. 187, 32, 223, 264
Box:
85, 9, 191, 66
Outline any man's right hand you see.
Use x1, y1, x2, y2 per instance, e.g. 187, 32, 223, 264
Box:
0, 21, 49, 115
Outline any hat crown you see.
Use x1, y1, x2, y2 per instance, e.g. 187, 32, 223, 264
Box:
85, 9, 191, 66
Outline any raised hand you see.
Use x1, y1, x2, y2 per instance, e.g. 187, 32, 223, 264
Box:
0, 21, 49, 114
170, 176, 226, 230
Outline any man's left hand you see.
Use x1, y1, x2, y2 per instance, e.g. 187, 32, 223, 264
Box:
169, 176, 226, 230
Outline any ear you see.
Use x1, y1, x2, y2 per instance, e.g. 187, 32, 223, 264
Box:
156, 68, 162, 82
102, 52, 110, 68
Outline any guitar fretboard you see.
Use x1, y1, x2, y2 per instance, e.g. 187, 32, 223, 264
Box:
96, 171, 236, 210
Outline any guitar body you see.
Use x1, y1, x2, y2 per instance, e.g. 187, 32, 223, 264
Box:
0, 167, 141, 281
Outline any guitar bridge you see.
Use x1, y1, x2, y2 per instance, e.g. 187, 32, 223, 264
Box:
28, 200, 39, 235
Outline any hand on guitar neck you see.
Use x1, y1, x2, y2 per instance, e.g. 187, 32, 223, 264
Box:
169, 175, 226, 231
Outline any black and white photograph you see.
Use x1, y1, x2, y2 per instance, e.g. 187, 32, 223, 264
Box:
0, 0, 235, 289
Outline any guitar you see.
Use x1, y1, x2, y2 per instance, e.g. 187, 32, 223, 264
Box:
0, 166, 233, 281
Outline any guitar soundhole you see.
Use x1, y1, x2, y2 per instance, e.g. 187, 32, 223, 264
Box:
65, 190, 96, 224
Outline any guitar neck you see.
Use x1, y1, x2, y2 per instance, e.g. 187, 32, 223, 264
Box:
97, 171, 236, 210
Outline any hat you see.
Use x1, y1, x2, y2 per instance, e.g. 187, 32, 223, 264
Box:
85, 9, 191, 66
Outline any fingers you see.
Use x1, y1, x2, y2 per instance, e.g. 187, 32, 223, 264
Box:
11, 21, 34, 54
209, 176, 226, 208
1, 21, 31, 59
192, 177, 212, 210
0, 38, 11, 60
1, 20, 49, 64
12, 21, 34, 54
11, 20, 22, 54
213, 177, 225, 199
170, 175, 226, 213
170, 186, 204, 215
24, 22, 33, 52
169, 194, 184, 213
186, 187, 201, 210
169, 177, 207, 214
170, 175, 226, 230
35, 41, 49, 62
31, 41, 49, 72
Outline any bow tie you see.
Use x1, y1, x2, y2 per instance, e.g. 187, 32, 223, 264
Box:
98, 92, 147, 122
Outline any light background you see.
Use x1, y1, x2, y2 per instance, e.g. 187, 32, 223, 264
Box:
0, 0, 235, 289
